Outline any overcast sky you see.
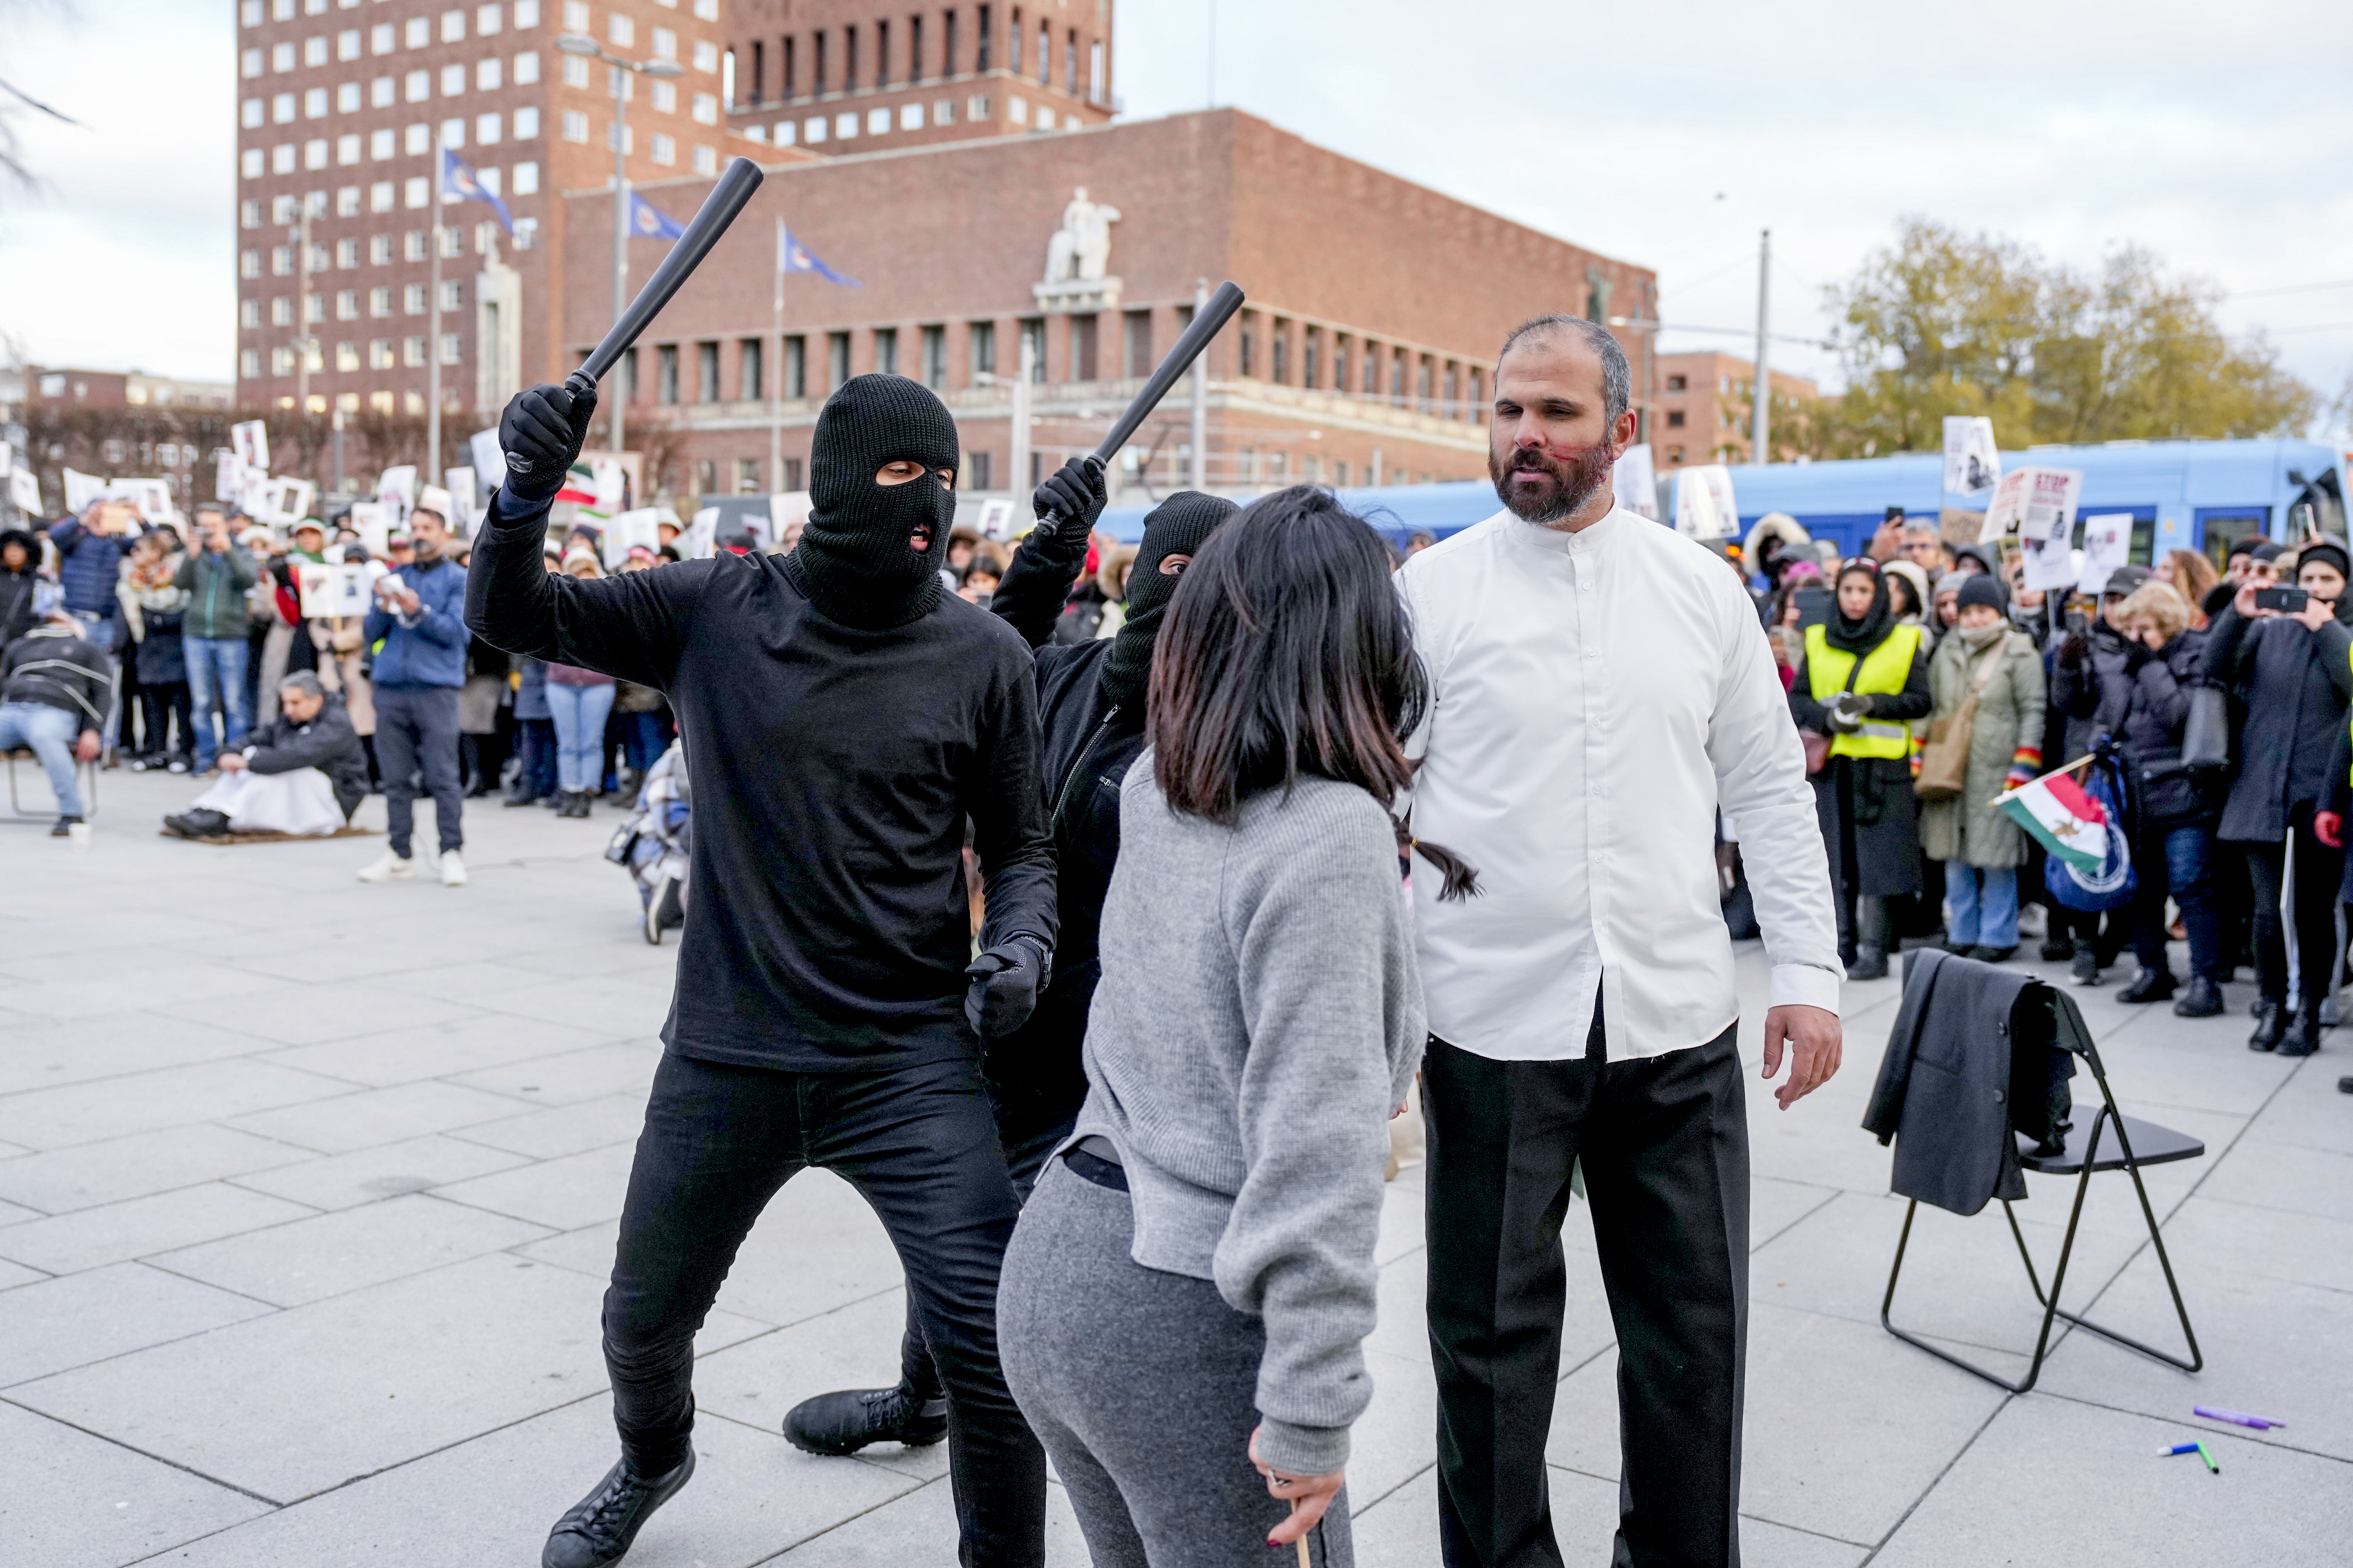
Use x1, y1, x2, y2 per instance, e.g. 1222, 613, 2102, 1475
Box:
7, 0, 2351, 437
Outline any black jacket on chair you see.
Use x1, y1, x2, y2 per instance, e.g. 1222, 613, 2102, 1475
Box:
1863, 949, 2075, 1216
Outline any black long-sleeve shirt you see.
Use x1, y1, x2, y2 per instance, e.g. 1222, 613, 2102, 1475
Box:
467, 494, 1057, 1072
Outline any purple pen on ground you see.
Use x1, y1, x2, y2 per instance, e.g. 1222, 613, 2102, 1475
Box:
2162, 1442, 2201, 1456
2194, 1405, 2284, 1430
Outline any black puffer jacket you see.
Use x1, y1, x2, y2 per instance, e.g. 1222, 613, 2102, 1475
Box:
0, 529, 40, 648
2096, 630, 2216, 827
243, 692, 369, 821
2202, 604, 2353, 843
2049, 621, 2135, 763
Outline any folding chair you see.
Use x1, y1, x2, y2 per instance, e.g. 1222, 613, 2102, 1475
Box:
4, 747, 99, 824
1880, 985, 2203, 1394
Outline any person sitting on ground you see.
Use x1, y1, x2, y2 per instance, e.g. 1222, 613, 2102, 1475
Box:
0, 608, 109, 835
164, 670, 368, 839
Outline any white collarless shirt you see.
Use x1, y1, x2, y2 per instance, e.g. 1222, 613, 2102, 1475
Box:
1396, 504, 1841, 1062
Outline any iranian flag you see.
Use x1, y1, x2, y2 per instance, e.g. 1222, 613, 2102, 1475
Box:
1998, 768, 2109, 874
554, 461, 598, 508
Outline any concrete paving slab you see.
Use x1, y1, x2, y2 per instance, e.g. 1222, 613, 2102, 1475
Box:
0, 1260, 276, 1386
225, 1131, 532, 1209
222, 1078, 529, 1153
130, 1396, 921, 1568
432, 1139, 640, 1230
752, 1466, 1092, 1565
261, 1010, 623, 1085
0, 1011, 266, 1098
2143, 1192, 2353, 1295
2197, 1133, 2353, 1224
0, 1181, 318, 1275
148, 1192, 554, 1306
1870, 1396, 2353, 1568
2244, 1056, 2353, 1156
0, 1058, 355, 1151
0, 1399, 272, 1568
451, 1090, 650, 1158
0, 1254, 47, 1288
9, 1253, 763, 1503
441, 1037, 662, 1107
0, 1123, 313, 1213
156, 979, 484, 1048
0, 964, 292, 1022
0, 1195, 46, 1224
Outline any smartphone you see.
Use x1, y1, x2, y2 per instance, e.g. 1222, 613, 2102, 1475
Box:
2255, 586, 2311, 613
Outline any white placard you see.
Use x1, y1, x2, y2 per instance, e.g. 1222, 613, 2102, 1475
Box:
0, 444, 11, 478
1673, 470, 1719, 538
1612, 443, 1659, 521
345, 500, 391, 556
687, 506, 718, 559
117, 478, 177, 523
11, 466, 41, 514
231, 420, 270, 471
215, 451, 244, 503
1942, 416, 2000, 498
296, 561, 372, 618
2078, 514, 2134, 593
1697, 464, 1737, 540
976, 498, 1015, 541
2019, 538, 2081, 594
467, 427, 506, 493
63, 467, 106, 514
603, 507, 664, 568
376, 465, 417, 526
443, 468, 481, 534
1980, 465, 2081, 546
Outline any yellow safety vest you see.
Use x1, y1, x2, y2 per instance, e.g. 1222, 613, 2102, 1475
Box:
1805, 622, 1923, 761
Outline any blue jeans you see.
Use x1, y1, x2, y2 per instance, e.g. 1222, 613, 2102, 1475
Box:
0, 701, 87, 817
184, 637, 250, 771
517, 716, 557, 799
546, 681, 616, 792
2133, 825, 2222, 981
67, 612, 121, 746
620, 709, 669, 775
1946, 864, 2019, 948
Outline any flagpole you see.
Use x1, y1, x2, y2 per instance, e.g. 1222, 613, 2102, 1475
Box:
428, 133, 443, 485
770, 222, 784, 492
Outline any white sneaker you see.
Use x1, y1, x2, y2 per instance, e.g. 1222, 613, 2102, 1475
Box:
357, 850, 415, 883
439, 849, 468, 887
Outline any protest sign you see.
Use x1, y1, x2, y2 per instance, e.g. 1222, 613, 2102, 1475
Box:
468, 427, 506, 493
443, 470, 481, 533
603, 507, 664, 568
769, 490, 810, 543
297, 561, 372, 618
231, 420, 270, 472
1697, 465, 1738, 540
2078, 514, 2134, 591
63, 468, 106, 514
376, 465, 417, 527
346, 500, 392, 556
1979, 465, 2081, 546
686, 507, 718, 559
1942, 416, 2000, 498
9, 466, 39, 514
2020, 538, 2081, 594
976, 498, 1016, 541
1614, 444, 1659, 521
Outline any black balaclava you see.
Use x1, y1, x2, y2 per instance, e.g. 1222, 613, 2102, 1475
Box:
784, 374, 960, 629
1098, 491, 1239, 715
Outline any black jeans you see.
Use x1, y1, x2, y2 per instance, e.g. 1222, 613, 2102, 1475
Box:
1425, 1013, 1749, 1568
607, 1048, 1044, 1567
2242, 822, 2345, 1008
372, 685, 463, 855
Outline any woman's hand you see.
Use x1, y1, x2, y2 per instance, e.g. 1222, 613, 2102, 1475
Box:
2290, 594, 2336, 633
2234, 569, 2274, 620
1249, 1426, 1344, 1547
2316, 812, 2343, 850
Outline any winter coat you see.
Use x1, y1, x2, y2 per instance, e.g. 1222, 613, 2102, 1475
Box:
46, 514, 132, 617
0, 529, 41, 647
173, 545, 260, 641
2202, 604, 2353, 843
1787, 634, 1933, 900
2097, 630, 2218, 828
1919, 627, 2047, 869
361, 555, 468, 689
0, 622, 110, 727
2049, 621, 2134, 766
243, 692, 369, 821
135, 608, 189, 686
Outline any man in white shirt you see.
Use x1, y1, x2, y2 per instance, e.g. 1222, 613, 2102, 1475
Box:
1397, 315, 1843, 1568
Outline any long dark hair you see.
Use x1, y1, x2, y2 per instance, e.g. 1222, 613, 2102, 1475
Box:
1150, 485, 1478, 899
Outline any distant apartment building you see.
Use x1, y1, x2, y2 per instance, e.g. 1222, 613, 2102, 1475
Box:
1653, 350, 1816, 469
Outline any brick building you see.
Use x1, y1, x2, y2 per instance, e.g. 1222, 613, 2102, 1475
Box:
20, 368, 236, 411
1651, 350, 1816, 470
229, 1, 1654, 504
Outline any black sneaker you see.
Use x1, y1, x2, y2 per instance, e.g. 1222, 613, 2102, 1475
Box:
2070, 949, 2102, 987
541, 1451, 695, 1568
49, 814, 82, 838
2277, 1006, 2326, 1058
2337, 1075, 2352, 1094
2173, 977, 2225, 1018
2039, 935, 2076, 963
2250, 1002, 2287, 1052
1969, 945, 2017, 964
2118, 968, 2177, 1004
784, 1385, 949, 1456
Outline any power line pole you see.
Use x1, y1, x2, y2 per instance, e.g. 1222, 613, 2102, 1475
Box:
428, 132, 443, 485
611, 62, 630, 459
293, 206, 314, 417
1190, 278, 1208, 490
1009, 329, 1033, 501
1751, 227, 1771, 465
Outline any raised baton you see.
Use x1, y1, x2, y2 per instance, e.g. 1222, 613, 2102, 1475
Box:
1039, 280, 1247, 523
507, 155, 766, 484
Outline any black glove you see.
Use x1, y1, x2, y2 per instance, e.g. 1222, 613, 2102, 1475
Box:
2122, 641, 2152, 674
1031, 456, 1107, 547
963, 934, 1050, 1040
499, 371, 600, 507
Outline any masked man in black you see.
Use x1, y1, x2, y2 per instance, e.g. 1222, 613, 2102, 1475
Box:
783, 465, 1240, 1454
469, 371, 1058, 1568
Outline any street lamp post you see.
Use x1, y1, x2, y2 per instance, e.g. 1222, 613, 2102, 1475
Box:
556, 32, 685, 466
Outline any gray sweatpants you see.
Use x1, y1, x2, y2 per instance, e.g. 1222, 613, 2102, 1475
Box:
998, 1159, 1353, 1567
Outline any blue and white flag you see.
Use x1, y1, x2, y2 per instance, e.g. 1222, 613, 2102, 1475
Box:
439, 147, 512, 233
628, 191, 686, 241
777, 218, 861, 286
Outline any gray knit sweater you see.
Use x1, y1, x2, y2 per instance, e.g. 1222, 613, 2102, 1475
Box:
1073, 758, 1425, 1475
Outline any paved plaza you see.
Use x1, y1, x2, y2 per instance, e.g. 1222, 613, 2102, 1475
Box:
2, 769, 2349, 1566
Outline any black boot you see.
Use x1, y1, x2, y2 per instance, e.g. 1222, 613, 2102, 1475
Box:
541, 1450, 695, 1568
2039, 934, 2076, 963
1845, 946, 1889, 982
782, 1384, 949, 1456
2119, 967, 2177, 1004
2277, 1003, 2326, 1057
2173, 975, 2225, 1018
2249, 1001, 2287, 1052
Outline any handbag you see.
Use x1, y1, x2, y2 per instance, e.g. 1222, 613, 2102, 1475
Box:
1915, 640, 2003, 802
2179, 683, 2231, 774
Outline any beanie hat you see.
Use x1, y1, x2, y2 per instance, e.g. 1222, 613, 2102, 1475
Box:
2296, 538, 2350, 582
2250, 541, 2284, 564
1099, 491, 1239, 714
784, 374, 961, 629
1956, 575, 2006, 616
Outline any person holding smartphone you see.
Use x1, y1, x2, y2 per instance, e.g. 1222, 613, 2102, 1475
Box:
2204, 540, 2353, 1054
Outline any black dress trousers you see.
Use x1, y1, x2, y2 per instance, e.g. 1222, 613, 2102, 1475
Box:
1424, 1008, 1750, 1568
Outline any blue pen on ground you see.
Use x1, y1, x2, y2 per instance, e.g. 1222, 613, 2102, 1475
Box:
2162, 1443, 2201, 1456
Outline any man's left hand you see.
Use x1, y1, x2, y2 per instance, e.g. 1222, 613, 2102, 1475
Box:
964, 936, 1050, 1039
73, 729, 100, 763
218, 752, 247, 773
1762, 1004, 1841, 1110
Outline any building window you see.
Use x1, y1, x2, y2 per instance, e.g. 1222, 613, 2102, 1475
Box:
439, 333, 462, 365
657, 344, 679, 403
803, 116, 825, 143
272, 296, 294, 325
304, 139, 328, 169
785, 334, 806, 397
1238, 319, 1252, 378
1090, 39, 1104, 102
874, 327, 898, 377
512, 160, 538, 194
405, 123, 429, 153
240, 297, 261, 327
867, 107, 889, 134
241, 348, 261, 378
901, 102, 924, 131
477, 3, 501, 36
478, 111, 501, 143
608, 12, 632, 46
243, 97, 264, 128
272, 347, 296, 376
736, 459, 761, 494
404, 282, 427, 313
405, 230, 427, 261
693, 39, 718, 71
369, 286, 391, 316
369, 234, 391, 263
515, 105, 539, 139
335, 235, 359, 266
406, 69, 429, 102
272, 245, 294, 275
968, 321, 996, 382
477, 57, 502, 91
561, 54, 588, 88
240, 249, 261, 278
651, 26, 676, 59
921, 325, 946, 389
514, 50, 539, 84
561, 110, 588, 142
691, 145, 715, 175
1069, 314, 1096, 381
693, 92, 718, 125
739, 338, 763, 400
651, 79, 676, 113
333, 342, 359, 372
441, 7, 465, 43
1270, 323, 1286, 384
970, 450, 992, 490
333, 288, 357, 320
696, 341, 719, 403
439, 280, 464, 311
650, 133, 675, 165
404, 175, 428, 208
1019, 318, 1044, 381
441, 63, 466, 96
827, 331, 850, 389
404, 335, 426, 366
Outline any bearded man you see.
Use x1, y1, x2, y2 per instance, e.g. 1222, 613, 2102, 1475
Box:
469, 372, 1057, 1568
1394, 315, 1843, 1568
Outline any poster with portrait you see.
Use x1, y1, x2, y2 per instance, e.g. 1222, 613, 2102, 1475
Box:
1942, 416, 2000, 499
297, 562, 373, 618
2077, 513, 2134, 592
603, 507, 664, 569
1612, 443, 1659, 521
1979, 465, 2081, 547
376, 465, 417, 527
231, 420, 270, 472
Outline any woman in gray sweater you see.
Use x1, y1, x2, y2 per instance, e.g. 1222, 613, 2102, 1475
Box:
999, 488, 1464, 1566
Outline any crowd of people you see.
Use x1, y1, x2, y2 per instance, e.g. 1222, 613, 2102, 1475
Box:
1749, 504, 2353, 1057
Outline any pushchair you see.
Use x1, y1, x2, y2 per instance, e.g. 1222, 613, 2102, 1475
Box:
606, 740, 690, 945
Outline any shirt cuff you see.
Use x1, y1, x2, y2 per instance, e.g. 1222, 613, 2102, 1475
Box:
1769, 962, 1843, 1017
